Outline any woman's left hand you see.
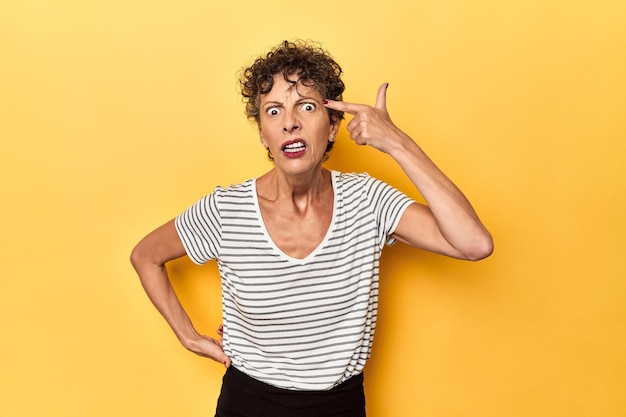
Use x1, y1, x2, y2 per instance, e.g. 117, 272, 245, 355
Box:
326, 83, 493, 261
324, 83, 407, 154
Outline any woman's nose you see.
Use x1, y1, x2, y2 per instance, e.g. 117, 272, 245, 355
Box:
282, 110, 301, 133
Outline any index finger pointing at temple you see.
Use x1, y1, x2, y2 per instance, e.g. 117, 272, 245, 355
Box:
323, 99, 370, 115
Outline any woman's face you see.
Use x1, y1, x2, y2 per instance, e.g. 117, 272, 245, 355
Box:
258, 73, 338, 175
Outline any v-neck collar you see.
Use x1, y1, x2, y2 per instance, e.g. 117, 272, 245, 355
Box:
251, 170, 339, 264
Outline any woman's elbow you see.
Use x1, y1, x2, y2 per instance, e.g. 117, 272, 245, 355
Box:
129, 243, 146, 271
130, 239, 157, 271
465, 233, 494, 261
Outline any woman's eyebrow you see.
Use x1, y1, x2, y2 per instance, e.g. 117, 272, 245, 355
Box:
262, 100, 283, 108
295, 95, 320, 103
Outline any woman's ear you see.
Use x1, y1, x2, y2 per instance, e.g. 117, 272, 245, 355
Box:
258, 125, 267, 148
329, 119, 340, 142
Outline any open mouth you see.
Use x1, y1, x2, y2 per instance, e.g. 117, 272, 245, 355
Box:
282, 140, 307, 154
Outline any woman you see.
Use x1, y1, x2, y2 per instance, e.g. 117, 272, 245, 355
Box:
131, 40, 493, 417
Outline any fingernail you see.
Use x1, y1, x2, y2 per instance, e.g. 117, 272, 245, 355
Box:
322, 99, 328, 105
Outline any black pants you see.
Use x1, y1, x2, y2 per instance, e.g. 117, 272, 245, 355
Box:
215, 367, 366, 417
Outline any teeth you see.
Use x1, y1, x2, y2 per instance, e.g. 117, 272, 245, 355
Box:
283, 142, 306, 152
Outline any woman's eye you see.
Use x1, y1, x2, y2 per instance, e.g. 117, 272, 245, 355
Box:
266, 107, 280, 116
301, 103, 316, 112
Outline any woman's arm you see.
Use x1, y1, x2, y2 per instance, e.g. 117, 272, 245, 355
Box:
324, 84, 493, 261
130, 219, 231, 366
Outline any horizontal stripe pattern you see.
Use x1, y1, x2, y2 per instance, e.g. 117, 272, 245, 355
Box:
175, 171, 413, 390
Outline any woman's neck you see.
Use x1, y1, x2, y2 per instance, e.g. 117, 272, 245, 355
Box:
257, 167, 332, 208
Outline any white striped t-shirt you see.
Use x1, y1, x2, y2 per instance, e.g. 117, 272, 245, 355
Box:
175, 171, 414, 390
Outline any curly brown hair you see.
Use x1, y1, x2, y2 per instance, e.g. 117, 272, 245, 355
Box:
239, 40, 345, 127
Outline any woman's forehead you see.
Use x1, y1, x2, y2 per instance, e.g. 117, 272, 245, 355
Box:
261, 74, 321, 102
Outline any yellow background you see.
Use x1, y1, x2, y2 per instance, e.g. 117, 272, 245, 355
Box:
1, 0, 625, 416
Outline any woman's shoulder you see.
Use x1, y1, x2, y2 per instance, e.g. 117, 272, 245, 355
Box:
334, 170, 372, 182
213, 178, 255, 194
195, 178, 256, 206
334, 171, 402, 201
334, 171, 380, 189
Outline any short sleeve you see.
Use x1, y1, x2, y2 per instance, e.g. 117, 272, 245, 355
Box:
174, 189, 223, 265
364, 175, 415, 248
